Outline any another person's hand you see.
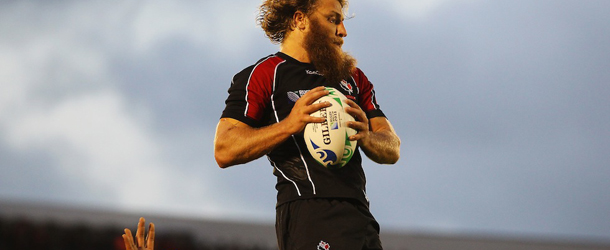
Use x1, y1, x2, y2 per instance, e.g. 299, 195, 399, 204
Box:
122, 217, 155, 250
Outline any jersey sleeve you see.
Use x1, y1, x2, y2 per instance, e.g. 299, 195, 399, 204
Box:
353, 68, 386, 119
221, 56, 283, 127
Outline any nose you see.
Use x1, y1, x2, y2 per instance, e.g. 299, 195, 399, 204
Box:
337, 22, 347, 38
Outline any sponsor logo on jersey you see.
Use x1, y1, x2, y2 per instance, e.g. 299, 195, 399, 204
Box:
340, 80, 354, 95
306, 70, 323, 76
317, 241, 331, 250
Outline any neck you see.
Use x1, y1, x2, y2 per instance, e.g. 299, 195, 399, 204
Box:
280, 36, 310, 63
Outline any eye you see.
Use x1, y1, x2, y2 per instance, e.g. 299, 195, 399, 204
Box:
327, 16, 341, 25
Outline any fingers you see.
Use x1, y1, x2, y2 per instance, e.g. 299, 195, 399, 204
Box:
342, 99, 370, 141
123, 229, 136, 250
122, 234, 131, 250
136, 217, 146, 248
146, 223, 155, 249
304, 87, 333, 115
343, 99, 366, 121
124, 218, 155, 250
306, 101, 332, 120
287, 87, 331, 128
300, 86, 329, 105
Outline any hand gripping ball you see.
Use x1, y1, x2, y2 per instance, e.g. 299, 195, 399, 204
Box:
304, 87, 357, 169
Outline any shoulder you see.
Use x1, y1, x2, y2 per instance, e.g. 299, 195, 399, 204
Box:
350, 67, 374, 91
240, 55, 286, 75
351, 67, 370, 83
253, 54, 286, 72
232, 54, 287, 85
352, 67, 365, 76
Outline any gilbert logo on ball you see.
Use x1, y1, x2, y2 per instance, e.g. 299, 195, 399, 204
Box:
304, 87, 357, 169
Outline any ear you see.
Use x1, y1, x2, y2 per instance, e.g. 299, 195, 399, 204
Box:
293, 10, 308, 31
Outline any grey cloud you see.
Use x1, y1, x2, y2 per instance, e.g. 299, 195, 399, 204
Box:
349, 0, 610, 240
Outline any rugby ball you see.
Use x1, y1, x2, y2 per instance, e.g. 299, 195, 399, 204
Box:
304, 87, 357, 169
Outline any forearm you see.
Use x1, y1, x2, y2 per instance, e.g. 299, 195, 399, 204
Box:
360, 129, 401, 165
214, 87, 331, 168
214, 118, 294, 168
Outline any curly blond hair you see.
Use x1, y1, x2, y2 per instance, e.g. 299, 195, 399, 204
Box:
257, 0, 347, 43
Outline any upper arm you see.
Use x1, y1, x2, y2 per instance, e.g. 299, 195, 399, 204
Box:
214, 118, 250, 145
214, 118, 252, 167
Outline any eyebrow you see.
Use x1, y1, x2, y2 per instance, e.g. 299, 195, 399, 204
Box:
328, 11, 345, 20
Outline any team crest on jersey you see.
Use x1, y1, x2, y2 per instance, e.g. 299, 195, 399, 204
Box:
317, 241, 330, 250
340, 80, 354, 95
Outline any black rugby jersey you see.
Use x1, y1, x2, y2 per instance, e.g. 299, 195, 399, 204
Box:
221, 52, 386, 207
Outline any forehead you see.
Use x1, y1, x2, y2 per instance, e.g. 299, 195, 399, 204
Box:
314, 0, 344, 16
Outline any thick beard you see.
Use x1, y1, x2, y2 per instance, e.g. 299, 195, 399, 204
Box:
304, 18, 357, 85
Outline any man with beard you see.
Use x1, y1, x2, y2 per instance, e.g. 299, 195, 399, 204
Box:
214, 0, 400, 249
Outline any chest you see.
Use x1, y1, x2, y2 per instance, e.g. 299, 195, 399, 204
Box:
271, 66, 359, 112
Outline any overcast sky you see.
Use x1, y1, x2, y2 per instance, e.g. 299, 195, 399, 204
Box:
1, 0, 609, 243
